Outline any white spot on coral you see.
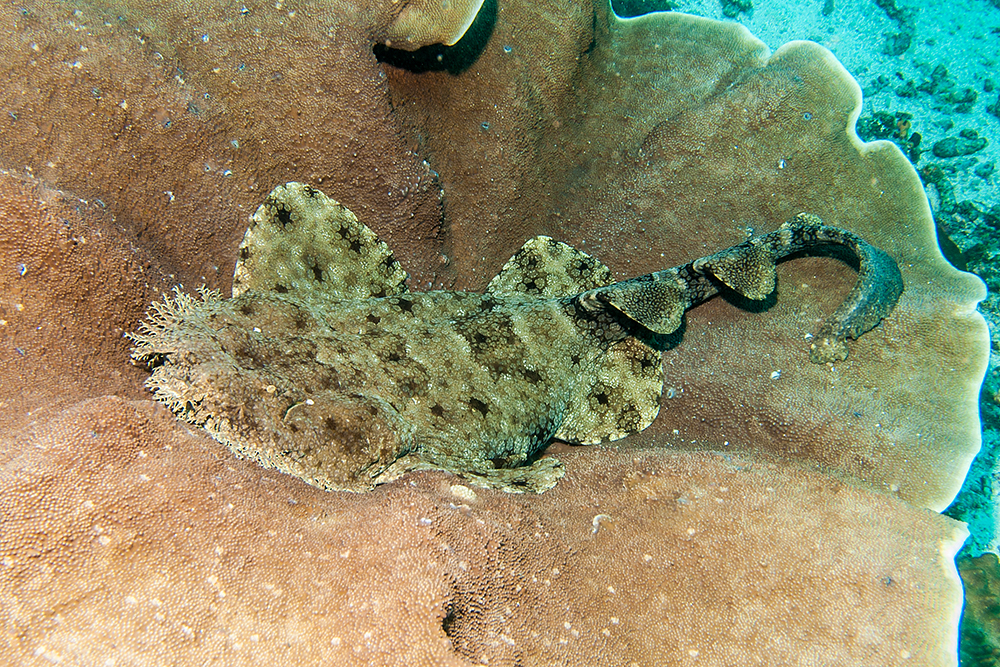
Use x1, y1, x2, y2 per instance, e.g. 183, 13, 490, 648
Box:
450, 484, 477, 502
591, 513, 612, 534
33, 646, 62, 664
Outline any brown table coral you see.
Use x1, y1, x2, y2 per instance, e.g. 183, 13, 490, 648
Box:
1, 397, 968, 665
0, 0, 988, 664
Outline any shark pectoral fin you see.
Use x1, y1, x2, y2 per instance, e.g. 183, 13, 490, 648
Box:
233, 182, 409, 301
414, 454, 566, 493
280, 394, 417, 492
554, 338, 663, 444
596, 277, 688, 336
694, 241, 776, 300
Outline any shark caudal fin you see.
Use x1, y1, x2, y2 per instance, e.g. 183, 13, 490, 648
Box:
575, 213, 903, 363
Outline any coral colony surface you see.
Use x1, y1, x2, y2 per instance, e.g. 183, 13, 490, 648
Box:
0, 0, 996, 664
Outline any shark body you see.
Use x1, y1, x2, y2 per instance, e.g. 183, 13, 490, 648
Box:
131, 182, 903, 492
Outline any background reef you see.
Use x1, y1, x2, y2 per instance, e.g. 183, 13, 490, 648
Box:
671, 0, 1000, 661
0, 0, 992, 664
680, 0, 1000, 555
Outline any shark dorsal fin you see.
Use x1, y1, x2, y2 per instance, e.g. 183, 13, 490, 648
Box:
487, 236, 613, 298
233, 182, 408, 300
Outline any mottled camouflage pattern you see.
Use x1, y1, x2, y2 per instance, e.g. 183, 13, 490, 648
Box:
131, 183, 902, 492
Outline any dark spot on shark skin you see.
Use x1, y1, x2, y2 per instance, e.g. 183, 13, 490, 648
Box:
131, 183, 903, 494
469, 397, 490, 417
276, 206, 292, 228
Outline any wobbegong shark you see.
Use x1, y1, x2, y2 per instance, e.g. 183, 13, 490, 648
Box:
131, 182, 903, 493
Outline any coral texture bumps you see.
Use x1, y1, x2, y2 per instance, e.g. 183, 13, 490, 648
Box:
0, 0, 987, 664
